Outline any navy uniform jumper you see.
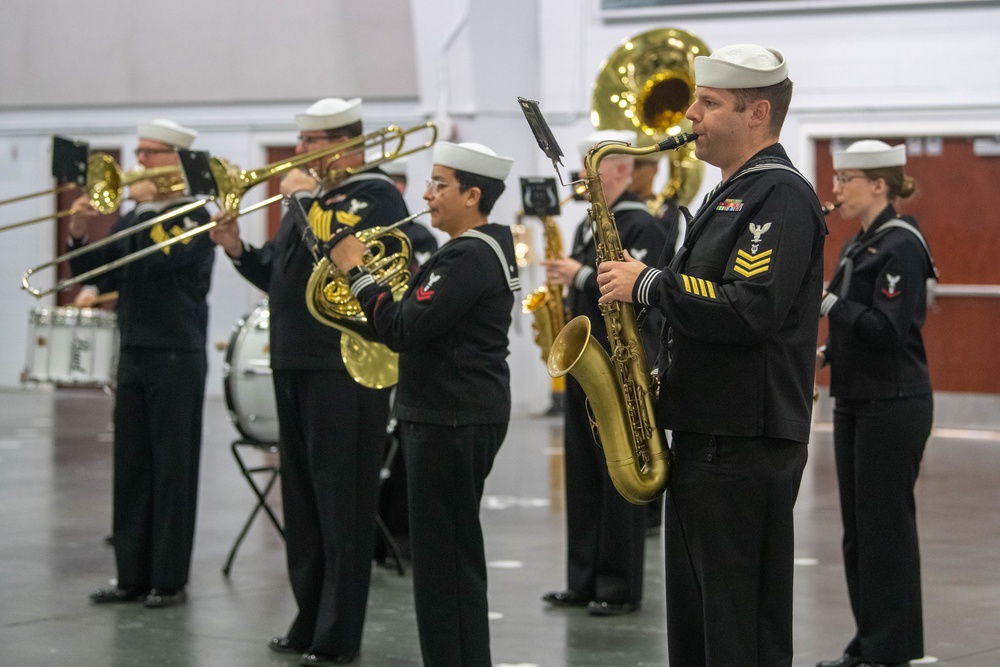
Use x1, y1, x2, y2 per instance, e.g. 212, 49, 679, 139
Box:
633, 144, 826, 667
229, 170, 407, 657
823, 205, 935, 665
350, 222, 519, 667
69, 197, 214, 595
563, 191, 668, 608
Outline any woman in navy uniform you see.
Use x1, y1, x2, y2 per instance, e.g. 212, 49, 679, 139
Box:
597, 45, 826, 666
541, 130, 668, 617
816, 140, 935, 667
70, 120, 214, 609
329, 141, 517, 667
211, 98, 408, 666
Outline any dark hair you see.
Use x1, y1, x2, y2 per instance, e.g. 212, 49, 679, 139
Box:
731, 78, 794, 135
322, 120, 364, 141
864, 166, 917, 200
454, 169, 506, 215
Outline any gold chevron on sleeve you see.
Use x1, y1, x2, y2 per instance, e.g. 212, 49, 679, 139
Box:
681, 273, 718, 300
734, 248, 772, 277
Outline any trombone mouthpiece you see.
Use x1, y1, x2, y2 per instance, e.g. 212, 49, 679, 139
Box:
657, 133, 698, 152
822, 201, 841, 215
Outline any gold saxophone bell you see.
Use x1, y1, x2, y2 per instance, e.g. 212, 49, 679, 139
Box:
591, 27, 709, 209
305, 210, 427, 389
547, 135, 697, 504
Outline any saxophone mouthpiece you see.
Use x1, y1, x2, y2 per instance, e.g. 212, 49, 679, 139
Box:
822, 201, 841, 215
657, 133, 698, 152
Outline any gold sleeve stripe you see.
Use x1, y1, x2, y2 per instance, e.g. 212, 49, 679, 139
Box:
735, 256, 771, 271
680, 274, 718, 300
734, 264, 770, 278
308, 206, 334, 241
737, 248, 772, 261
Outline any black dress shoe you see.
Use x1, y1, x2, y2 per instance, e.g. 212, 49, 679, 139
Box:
300, 651, 359, 665
817, 655, 863, 667
587, 600, 639, 616
268, 636, 307, 654
542, 590, 589, 607
89, 586, 148, 604
143, 588, 187, 608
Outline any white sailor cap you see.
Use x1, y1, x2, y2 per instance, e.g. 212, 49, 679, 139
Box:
433, 142, 513, 181
695, 44, 788, 89
832, 140, 906, 170
295, 97, 363, 132
578, 130, 637, 157
136, 119, 198, 149
381, 156, 408, 177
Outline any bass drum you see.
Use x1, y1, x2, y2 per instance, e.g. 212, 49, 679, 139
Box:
222, 301, 279, 443
23, 306, 118, 387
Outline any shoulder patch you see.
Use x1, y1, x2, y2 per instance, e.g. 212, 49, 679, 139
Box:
732, 221, 775, 278
415, 271, 445, 302
880, 273, 903, 298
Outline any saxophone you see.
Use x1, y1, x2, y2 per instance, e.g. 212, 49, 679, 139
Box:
521, 196, 576, 362
546, 133, 696, 504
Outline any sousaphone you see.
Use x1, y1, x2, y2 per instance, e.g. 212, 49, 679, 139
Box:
591, 27, 709, 208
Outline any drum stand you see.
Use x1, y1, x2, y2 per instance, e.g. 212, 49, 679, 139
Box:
222, 438, 284, 577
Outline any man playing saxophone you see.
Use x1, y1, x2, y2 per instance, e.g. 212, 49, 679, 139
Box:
542, 129, 667, 617
597, 45, 825, 666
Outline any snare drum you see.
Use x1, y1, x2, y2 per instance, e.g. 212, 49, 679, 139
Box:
23, 307, 119, 386
223, 301, 279, 443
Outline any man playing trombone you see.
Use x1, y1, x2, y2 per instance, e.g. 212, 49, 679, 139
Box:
209, 97, 408, 666
69, 119, 215, 609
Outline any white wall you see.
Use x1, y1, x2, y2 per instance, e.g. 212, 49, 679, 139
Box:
1, 0, 999, 415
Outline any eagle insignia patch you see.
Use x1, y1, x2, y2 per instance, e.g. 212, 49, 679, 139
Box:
415, 271, 443, 302
881, 273, 902, 298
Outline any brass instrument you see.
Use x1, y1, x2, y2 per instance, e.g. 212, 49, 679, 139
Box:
547, 133, 697, 505
521, 190, 581, 362
21, 122, 437, 297
822, 201, 842, 215
0, 153, 182, 233
591, 27, 709, 210
305, 209, 428, 389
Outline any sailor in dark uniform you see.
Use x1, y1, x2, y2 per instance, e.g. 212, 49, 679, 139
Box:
597, 45, 826, 666
373, 156, 438, 568
210, 97, 407, 666
71, 120, 214, 609
329, 141, 517, 667
541, 130, 668, 617
816, 140, 935, 667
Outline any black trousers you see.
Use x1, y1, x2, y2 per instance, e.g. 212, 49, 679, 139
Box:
113, 347, 206, 592
562, 377, 646, 604
273, 369, 389, 656
403, 420, 505, 667
664, 432, 807, 667
834, 394, 931, 665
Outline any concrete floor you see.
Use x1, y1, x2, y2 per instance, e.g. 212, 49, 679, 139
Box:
0, 387, 998, 666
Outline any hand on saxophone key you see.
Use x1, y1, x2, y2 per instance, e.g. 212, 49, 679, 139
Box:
542, 256, 583, 286
597, 250, 646, 304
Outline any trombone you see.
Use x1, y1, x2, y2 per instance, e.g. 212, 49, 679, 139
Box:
0, 153, 182, 233
21, 121, 438, 298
